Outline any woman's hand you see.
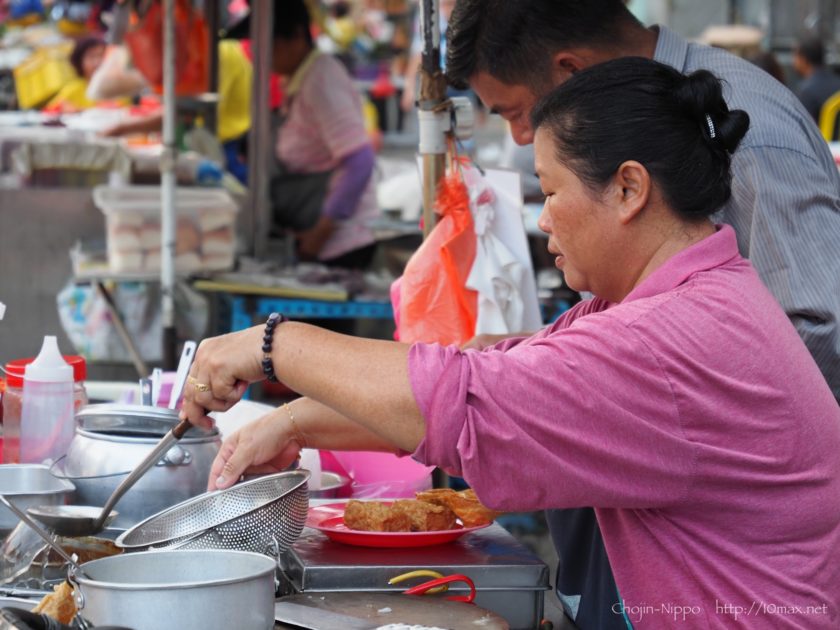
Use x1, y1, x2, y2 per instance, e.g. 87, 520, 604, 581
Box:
180, 327, 266, 429
208, 407, 302, 490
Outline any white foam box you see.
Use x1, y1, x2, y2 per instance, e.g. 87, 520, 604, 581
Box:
93, 185, 239, 274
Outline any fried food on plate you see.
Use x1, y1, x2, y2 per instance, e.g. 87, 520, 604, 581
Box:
32, 580, 76, 624
392, 499, 457, 532
415, 488, 501, 527
343, 499, 412, 532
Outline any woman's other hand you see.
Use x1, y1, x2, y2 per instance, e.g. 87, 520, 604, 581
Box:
208, 407, 303, 490
180, 327, 265, 429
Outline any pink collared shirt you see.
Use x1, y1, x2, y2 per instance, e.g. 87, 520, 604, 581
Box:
409, 225, 840, 628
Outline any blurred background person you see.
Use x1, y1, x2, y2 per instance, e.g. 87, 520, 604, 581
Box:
793, 34, 840, 122
239, 0, 378, 267
745, 49, 786, 84
101, 39, 252, 184
46, 36, 112, 111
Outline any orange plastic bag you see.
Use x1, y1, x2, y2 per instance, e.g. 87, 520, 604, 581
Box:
396, 163, 477, 346
124, 0, 209, 96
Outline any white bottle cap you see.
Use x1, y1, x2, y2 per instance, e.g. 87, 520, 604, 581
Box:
24, 336, 73, 383
0, 301, 5, 320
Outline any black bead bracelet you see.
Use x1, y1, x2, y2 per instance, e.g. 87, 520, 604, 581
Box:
261, 312, 287, 383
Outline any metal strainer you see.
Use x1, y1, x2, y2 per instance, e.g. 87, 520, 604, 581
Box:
114, 470, 309, 556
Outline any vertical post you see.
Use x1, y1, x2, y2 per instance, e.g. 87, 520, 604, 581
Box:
418, 0, 447, 239
161, 0, 177, 369
247, 0, 274, 260
204, 0, 220, 135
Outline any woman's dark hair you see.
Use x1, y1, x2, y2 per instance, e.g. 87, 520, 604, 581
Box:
446, 0, 638, 90
530, 57, 750, 220
70, 36, 105, 78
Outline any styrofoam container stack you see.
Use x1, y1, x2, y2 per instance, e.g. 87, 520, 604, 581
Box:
92, 185, 239, 274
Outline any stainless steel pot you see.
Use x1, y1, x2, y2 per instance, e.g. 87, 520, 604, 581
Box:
0, 465, 75, 531
72, 550, 277, 630
56, 404, 220, 529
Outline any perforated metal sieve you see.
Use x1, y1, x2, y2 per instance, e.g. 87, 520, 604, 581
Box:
114, 470, 309, 556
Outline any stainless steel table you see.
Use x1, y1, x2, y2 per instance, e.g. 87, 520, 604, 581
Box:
278, 522, 550, 630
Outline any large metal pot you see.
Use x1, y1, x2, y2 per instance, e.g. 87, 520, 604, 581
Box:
72, 550, 276, 630
57, 404, 220, 528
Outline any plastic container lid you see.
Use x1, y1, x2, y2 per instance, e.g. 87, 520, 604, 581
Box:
5, 354, 86, 387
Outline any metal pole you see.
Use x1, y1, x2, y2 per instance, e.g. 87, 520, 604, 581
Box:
161, 0, 177, 369
205, 0, 220, 135
418, 0, 447, 239
246, 0, 274, 259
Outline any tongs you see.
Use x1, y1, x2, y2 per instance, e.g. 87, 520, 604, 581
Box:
389, 569, 477, 603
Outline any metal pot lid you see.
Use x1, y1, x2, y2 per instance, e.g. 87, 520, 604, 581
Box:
76, 403, 217, 438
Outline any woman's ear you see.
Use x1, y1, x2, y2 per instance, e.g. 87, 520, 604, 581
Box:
613, 160, 650, 225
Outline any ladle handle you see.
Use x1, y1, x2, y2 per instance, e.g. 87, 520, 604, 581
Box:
93, 419, 192, 531
0, 495, 86, 576
169, 340, 197, 410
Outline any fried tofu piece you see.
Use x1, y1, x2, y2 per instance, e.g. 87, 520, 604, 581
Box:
32, 580, 76, 625
343, 499, 412, 532
415, 488, 501, 527
392, 499, 457, 532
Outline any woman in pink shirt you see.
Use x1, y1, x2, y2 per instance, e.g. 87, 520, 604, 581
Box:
181, 58, 840, 628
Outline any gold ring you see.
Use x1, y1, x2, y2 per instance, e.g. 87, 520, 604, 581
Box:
188, 376, 211, 393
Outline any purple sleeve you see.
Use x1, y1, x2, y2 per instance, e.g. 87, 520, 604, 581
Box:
321, 144, 375, 221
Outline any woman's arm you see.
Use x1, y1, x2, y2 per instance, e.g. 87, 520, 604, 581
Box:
181, 321, 426, 452
208, 396, 397, 490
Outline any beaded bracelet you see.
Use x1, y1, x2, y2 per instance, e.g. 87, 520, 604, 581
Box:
261, 312, 286, 383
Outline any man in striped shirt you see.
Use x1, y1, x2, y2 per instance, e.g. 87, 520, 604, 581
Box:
446, 1, 840, 627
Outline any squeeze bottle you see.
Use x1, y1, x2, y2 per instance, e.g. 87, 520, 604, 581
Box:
19, 336, 75, 464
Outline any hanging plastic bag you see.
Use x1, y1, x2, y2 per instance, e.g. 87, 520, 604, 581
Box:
124, 0, 209, 96
395, 154, 478, 346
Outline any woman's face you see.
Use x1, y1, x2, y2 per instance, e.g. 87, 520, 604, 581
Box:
534, 127, 621, 298
81, 44, 106, 80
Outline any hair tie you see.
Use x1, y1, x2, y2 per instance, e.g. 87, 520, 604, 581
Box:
705, 113, 716, 139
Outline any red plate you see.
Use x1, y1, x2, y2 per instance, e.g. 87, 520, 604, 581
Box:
307, 502, 492, 548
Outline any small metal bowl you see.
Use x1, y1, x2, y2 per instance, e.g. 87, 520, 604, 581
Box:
0, 465, 75, 531
310, 472, 351, 499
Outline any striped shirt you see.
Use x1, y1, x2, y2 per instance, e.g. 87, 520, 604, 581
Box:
654, 25, 840, 401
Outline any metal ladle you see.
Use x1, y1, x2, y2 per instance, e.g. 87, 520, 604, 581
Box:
27, 342, 198, 537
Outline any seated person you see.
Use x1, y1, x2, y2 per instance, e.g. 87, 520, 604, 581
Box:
237, 0, 377, 267
182, 58, 840, 629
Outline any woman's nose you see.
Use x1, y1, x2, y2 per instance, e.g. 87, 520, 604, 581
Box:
536, 202, 551, 234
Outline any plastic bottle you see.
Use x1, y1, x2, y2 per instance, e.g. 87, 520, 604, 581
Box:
3, 355, 87, 464
19, 336, 75, 464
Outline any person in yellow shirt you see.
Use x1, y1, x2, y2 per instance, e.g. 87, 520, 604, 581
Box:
46, 36, 108, 111
102, 40, 253, 183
